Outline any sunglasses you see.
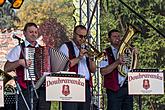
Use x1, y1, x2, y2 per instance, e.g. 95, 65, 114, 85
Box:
75, 32, 86, 39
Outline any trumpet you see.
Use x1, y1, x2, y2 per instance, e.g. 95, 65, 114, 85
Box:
81, 41, 105, 61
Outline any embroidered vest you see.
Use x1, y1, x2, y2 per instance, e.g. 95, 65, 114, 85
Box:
104, 47, 119, 91
65, 41, 93, 87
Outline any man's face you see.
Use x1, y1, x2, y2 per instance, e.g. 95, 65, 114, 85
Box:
73, 28, 87, 46
24, 26, 38, 43
109, 32, 121, 48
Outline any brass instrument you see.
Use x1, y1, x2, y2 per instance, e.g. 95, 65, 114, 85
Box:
0, 69, 13, 85
117, 24, 140, 76
82, 41, 105, 61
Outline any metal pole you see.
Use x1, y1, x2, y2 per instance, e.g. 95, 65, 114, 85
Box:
139, 95, 142, 110
79, 0, 82, 25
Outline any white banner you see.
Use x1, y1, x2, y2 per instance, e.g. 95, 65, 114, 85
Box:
46, 76, 85, 102
128, 72, 164, 95
0, 80, 4, 107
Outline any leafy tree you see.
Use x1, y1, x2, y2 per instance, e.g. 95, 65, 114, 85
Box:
16, 0, 75, 35
100, 0, 165, 109
100, 0, 165, 69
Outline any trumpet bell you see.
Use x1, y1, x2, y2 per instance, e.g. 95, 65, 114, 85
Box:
83, 41, 105, 61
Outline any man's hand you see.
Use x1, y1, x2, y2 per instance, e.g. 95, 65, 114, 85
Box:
132, 47, 138, 55
78, 48, 88, 59
18, 59, 32, 68
117, 55, 125, 65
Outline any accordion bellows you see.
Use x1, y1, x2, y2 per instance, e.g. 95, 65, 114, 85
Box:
49, 47, 69, 72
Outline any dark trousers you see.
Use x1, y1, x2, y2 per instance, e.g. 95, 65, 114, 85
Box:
18, 84, 51, 110
62, 81, 91, 110
106, 85, 133, 110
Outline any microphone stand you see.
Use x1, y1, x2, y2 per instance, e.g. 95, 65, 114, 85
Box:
14, 76, 30, 110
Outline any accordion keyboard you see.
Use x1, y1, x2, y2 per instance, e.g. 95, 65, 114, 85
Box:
24, 47, 36, 80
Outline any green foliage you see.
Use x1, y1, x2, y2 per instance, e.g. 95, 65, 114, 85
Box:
51, 102, 61, 110
100, 0, 165, 68
16, 0, 75, 36
100, 0, 165, 109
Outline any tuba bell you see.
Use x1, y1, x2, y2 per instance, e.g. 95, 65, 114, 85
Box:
117, 24, 140, 76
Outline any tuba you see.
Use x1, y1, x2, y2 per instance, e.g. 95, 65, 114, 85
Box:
117, 24, 140, 76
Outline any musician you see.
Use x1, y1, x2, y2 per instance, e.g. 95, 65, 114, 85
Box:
59, 25, 96, 110
4, 22, 51, 110
99, 29, 133, 110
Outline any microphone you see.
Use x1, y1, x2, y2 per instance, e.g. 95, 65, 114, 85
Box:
13, 34, 22, 41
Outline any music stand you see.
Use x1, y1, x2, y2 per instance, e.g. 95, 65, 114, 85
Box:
129, 69, 160, 110
138, 95, 142, 110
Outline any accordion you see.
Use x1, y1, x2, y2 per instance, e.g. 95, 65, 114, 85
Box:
24, 47, 69, 81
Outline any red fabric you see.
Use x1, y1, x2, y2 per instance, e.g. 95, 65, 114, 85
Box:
65, 42, 78, 73
15, 45, 27, 89
68, 53, 78, 74
15, 65, 27, 89
103, 47, 119, 91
